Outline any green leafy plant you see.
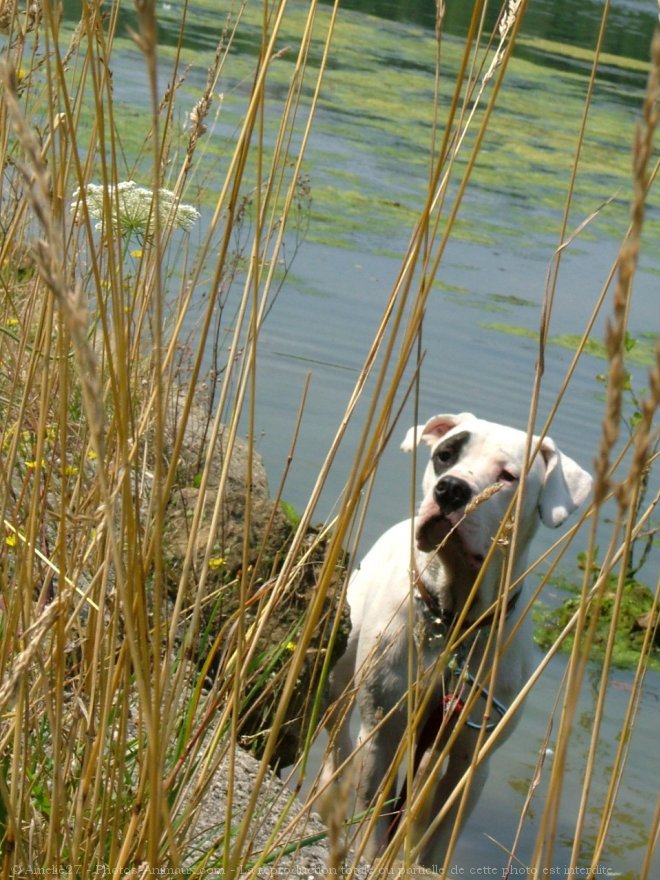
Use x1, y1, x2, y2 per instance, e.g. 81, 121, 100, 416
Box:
535, 370, 659, 671
534, 555, 659, 670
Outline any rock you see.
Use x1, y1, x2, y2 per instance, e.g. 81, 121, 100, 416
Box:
188, 745, 337, 877
164, 398, 351, 768
165, 405, 292, 577
188, 742, 445, 876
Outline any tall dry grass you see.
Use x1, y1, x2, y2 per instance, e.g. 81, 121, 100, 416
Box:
0, 1, 657, 878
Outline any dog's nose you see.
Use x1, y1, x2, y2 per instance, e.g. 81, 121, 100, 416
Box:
434, 475, 472, 514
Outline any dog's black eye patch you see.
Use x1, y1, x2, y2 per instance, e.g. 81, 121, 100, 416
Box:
432, 431, 469, 471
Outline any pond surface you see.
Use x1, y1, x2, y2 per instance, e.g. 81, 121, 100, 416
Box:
61, 0, 658, 874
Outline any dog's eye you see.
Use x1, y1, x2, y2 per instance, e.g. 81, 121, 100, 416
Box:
499, 469, 518, 483
434, 448, 453, 466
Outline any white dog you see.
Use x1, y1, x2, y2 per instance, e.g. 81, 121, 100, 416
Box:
323, 412, 592, 868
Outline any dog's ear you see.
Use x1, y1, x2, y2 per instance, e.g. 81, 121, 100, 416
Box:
538, 437, 593, 527
401, 412, 475, 452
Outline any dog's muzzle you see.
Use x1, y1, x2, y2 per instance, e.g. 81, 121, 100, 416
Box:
434, 475, 472, 515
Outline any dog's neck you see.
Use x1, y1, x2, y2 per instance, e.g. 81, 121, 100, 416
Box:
415, 542, 514, 622
416, 511, 539, 622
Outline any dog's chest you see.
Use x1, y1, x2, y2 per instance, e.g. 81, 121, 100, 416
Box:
413, 593, 453, 655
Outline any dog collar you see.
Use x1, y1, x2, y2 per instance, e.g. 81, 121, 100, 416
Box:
412, 561, 522, 632
412, 565, 456, 630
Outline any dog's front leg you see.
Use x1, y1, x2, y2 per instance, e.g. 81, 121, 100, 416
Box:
354, 687, 409, 860
415, 735, 489, 870
320, 626, 360, 791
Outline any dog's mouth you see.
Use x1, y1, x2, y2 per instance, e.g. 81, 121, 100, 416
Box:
415, 508, 485, 571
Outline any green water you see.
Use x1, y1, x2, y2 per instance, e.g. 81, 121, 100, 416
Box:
63, 0, 660, 255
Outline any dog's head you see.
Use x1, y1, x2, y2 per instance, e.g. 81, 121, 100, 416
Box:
402, 412, 593, 569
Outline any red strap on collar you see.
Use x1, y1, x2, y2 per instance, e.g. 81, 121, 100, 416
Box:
443, 692, 465, 718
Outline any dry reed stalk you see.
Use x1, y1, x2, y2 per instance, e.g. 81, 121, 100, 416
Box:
307, 3, 561, 873
529, 28, 660, 876
594, 30, 659, 506
0, 0, 40, 35
505, 29, 615, 858
0, 66, 103, 449
583, 5, 658, 778
1, 9, 198, 874
330, 18, 656, 872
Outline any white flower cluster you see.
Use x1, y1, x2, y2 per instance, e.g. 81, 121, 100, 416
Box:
71, 180, 200, 237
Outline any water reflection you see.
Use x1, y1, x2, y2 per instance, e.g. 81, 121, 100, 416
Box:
324, 0, 657, 67
61, 0, 659, 81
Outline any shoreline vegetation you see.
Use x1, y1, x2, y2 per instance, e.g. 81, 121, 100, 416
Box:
0, 1, 658, 878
